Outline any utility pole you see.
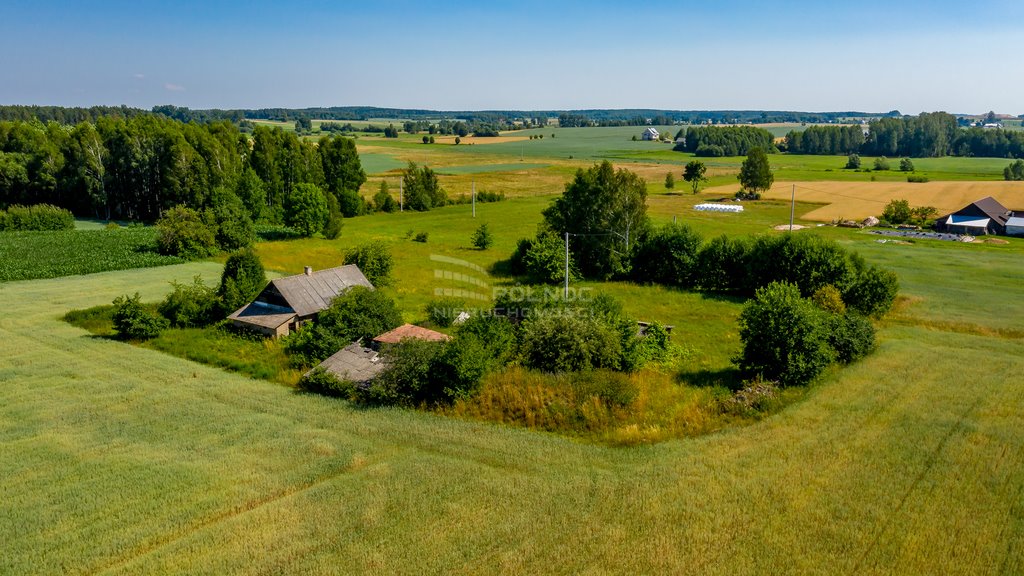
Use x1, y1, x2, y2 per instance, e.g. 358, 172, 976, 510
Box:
789, 184, 796, 232
472, 180, 476, 218
400, 179, 404, 212
564, 232, 570, 299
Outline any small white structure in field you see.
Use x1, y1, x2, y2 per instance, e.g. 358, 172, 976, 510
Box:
641, 127, 660, 141
694, 203, 744, 213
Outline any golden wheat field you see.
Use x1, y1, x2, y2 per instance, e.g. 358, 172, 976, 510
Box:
704, 181, 1024, 221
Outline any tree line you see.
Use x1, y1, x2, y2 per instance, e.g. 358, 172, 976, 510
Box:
0, 117, 366, 224
784, 112, 1024, 158
673, 126, 777, 157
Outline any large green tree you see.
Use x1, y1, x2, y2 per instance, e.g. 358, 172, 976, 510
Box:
682, 160, 707, 194
318, 135, 365, 194
738, 147, 774, 194
542, 160, 649, 278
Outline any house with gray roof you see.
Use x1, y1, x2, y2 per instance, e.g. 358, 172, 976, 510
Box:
313, 343, 387, 385
228, 264, 373, 337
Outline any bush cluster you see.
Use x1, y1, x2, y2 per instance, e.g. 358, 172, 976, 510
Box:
735, 281, 876, 387
0, 204, 74, 231
283, 286, 402, 367
112, 293, 167, 340
343, 242, 393, 287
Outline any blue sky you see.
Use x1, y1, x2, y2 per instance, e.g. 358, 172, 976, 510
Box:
1, 0, 1021, 114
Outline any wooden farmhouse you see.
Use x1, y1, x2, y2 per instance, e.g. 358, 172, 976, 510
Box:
934, 197, 1013, 236
228, 264, 373, 337
641, 127, 660, 141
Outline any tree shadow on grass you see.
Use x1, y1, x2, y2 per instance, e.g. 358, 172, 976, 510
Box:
676, 366, 743, 391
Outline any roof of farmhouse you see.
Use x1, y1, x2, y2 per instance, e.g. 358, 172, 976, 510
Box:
269, 264, 373, 318
315, 343, 387, 385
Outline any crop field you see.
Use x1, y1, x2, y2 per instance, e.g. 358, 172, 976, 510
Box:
730, 180, 1024, 221
0, 227, 182, 282
3, 205, 1024, 572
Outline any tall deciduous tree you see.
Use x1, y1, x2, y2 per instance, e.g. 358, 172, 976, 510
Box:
738, 147, 774, 194
542, 160, 649, 278
285, 182, 329, 237
318, 135, 365, 194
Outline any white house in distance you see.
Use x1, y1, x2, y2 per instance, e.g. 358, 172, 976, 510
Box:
641, 127, 660, 141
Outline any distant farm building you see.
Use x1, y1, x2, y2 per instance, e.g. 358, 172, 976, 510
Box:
934, 197, 1012, 236
641, 127, 660, 141
228, 264, 373, 337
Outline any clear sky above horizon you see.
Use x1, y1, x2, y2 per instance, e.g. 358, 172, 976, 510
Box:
1, 0, 1021, 115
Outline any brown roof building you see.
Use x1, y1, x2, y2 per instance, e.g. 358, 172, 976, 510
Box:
935, 197, 1013, 236
373, 324, 451, 345
228, 264, 373, 337
314, 343, 387, 385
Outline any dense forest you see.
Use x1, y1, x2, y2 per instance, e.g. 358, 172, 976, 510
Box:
0, 117, 363, 222
785, 112, 1024, 158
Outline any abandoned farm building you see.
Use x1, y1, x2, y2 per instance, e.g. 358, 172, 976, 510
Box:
373, 324, 451, 346
934, 197, 1012, 236
228, 264, 373, 337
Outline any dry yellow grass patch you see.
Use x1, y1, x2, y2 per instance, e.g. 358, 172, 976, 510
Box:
704, 181, 1024, 221
433, 135, 530, 145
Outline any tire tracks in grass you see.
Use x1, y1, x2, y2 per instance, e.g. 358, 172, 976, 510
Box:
849, 394, 985, 574
84, 451, 393, 576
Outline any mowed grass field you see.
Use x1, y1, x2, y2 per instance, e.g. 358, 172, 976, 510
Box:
3, 187, 1024, 573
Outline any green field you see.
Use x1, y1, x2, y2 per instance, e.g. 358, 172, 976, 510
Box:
3, 125, 1024, 573
0, 227, 182, 282
3, 207, 1023, 572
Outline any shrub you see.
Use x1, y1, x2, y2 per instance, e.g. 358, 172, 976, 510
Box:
344, 242, 393, 287
158, 276, 221, 327
695, 234, 752, 293
907, 174, 930, 183
284, 183, 329, 237
845, 154, 861, 169
882, 199, 912, 224
0, 204, 74, 231
337, 188, 366, 218
218, 249, 266, 314
283, 286, 402, 367
426, 297, 464, 328
471, 223, 494, 250
373, 181, 399, 213
522, 231, 578, 284
520, 311, 623, 373
359, 338, 445, 406
322, 213, 344, 240
630, 222, 703, 287
413, 231, 429, 243
620, 321, 672, 372
843, 265, 899, 319
873, 156, 891, 171
826, 313, 876, 364
1004, 159, 1024, 181
745, 234, 856, 298
899, 158, 915, 172
156, 205, 217, 259
298, 367, 355, 399
209, 188, 255, 251
112, 293, 167, 340
456, 313, 517, 365
735, 282, 834, 387
811, 285, 846, 314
